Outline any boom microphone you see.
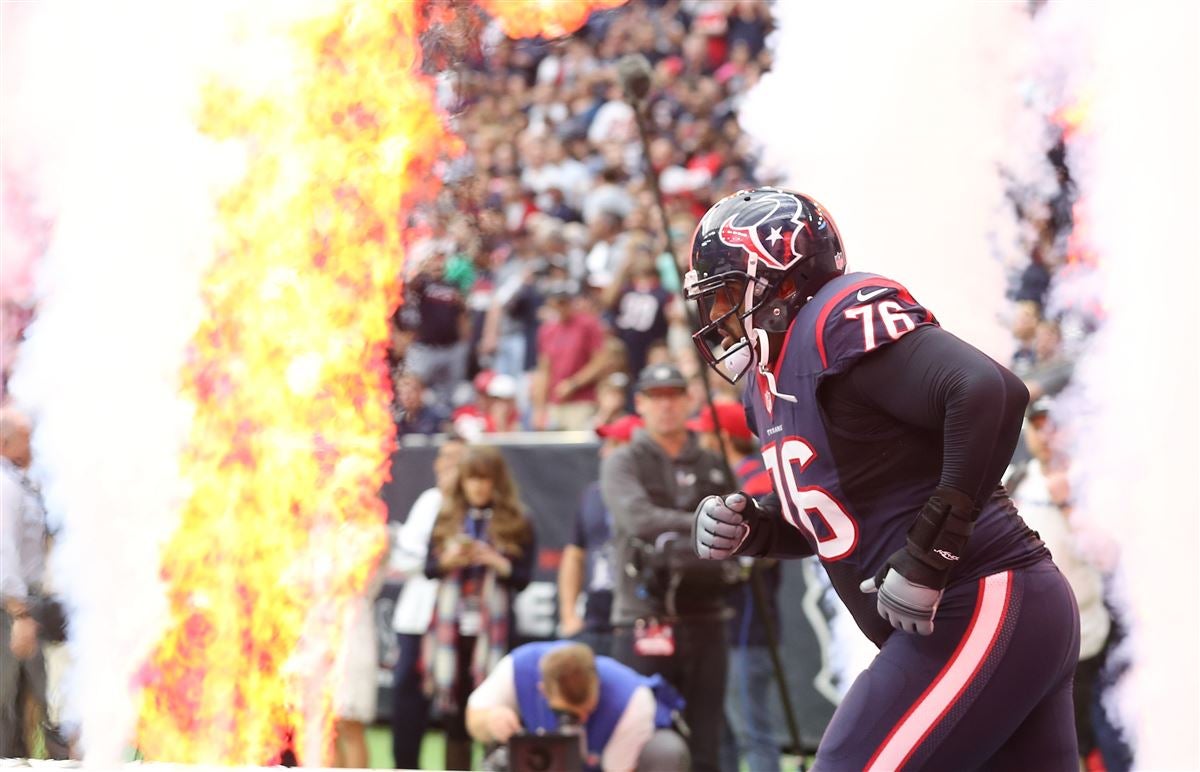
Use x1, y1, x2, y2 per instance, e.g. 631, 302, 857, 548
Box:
616, 53, 653, 103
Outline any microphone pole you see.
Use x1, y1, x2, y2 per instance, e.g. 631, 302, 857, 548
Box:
616, 53, 805, 758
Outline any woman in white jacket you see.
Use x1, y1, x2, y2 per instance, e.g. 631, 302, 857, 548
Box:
388, 435, 466, 769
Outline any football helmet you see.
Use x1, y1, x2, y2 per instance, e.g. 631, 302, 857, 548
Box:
683, 187, 846, 385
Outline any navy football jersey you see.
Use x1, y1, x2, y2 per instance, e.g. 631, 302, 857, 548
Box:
743, 272, 1045, 644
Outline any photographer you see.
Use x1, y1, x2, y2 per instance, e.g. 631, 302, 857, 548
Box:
465, 641, 689, 772
599, 364, 733, 772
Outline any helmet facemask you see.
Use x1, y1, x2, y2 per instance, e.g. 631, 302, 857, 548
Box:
684, 267, 787, 385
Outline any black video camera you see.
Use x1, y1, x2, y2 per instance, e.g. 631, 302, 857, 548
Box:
495, 730, 583, 772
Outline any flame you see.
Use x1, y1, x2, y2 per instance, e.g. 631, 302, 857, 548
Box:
1050, 92, 1093, 141
1051, 95, 1099, 268
134, 2, 454, 763
130, 0, 621, 764
480, 0, 627, 39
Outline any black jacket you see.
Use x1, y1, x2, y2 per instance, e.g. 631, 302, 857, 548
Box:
600, 429, 732, 624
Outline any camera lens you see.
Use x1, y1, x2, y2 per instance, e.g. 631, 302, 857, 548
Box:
527, 747, 553, 772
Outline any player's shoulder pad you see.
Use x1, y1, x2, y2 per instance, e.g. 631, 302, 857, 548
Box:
813, 276, 937, 373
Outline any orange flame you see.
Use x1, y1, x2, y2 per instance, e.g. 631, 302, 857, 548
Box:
1051, 92, 1093, 142
480, 0, 627, 39
134, 2, 455, 763
1051, 94, 1098, 267
133, 0, 622, 764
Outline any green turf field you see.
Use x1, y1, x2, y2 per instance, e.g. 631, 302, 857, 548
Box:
366, 725, 483, 769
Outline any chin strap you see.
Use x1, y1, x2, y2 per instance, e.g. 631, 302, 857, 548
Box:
751, 328, 797, 404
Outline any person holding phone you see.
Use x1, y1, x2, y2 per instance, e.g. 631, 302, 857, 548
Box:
422, 445, 538, 771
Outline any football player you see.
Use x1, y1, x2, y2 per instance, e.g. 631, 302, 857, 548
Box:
686, 188, 1080, 770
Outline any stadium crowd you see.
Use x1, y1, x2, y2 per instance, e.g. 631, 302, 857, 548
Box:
0, 1, 1130, 770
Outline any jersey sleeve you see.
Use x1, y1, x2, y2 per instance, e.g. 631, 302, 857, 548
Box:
814, 279, 937, 377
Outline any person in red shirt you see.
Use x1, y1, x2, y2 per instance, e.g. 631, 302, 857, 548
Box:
532, 284, 611, 431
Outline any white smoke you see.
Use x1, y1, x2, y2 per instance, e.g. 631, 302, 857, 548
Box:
3, 1, 327, 762
1043, 2, 1200, 768
748, 1, 1200, 764
741, 1, 1034, 363
743, 0, 1038, 694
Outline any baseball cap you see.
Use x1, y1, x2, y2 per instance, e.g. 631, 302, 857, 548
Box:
635, 363, 688, 392
600, 371, 630, 392
1028, 396, 1055, 418
687, 400, 754, 441
486, 373, 517, 400
595, 414, 644, 442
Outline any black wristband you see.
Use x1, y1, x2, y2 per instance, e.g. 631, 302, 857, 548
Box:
905, 487, 977, 576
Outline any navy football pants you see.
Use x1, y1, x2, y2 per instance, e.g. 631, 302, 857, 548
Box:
816, 560, 1081, 771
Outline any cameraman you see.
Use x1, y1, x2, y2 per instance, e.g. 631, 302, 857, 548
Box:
600, 364, 733, 772
465, 641, 688, 772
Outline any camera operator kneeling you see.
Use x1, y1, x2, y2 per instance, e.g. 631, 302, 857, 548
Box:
466, 641, 689, 772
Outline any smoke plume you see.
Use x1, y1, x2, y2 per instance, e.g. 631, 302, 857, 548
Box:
3, 2, 274, 761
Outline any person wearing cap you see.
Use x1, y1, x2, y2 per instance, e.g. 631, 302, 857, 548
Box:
688, 401, 784, 772
592, 371, 633, 429
558, 414, 644, 658
599, 363, 733, 772
484, 373, 520, 433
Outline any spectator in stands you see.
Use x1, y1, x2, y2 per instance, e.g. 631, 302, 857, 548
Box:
593, 371, 633, 429
451, 372, 520, 439
389, 435, 467, 770
1025, 319, 1074, 401
481, 231, 543, 380
465, 641, 690, 772
688, 402, 784, 772
386, 0, 778, 439
1009, 299, 1042, 377
584, 209, 627, 290
603, 240, 678, 381
393, 372, 445, 437
601, 363, 734, 772
422, 446, 538, 770
532, 285, 609, 431
559, 414, 644, 658
451, 371, 499, 440
400, 252, 469, 410
484, 374, 520, 434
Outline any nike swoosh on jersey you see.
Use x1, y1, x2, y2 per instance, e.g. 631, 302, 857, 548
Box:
856, 287, 890, 302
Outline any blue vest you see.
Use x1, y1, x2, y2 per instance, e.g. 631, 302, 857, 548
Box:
512, 641, 680, 772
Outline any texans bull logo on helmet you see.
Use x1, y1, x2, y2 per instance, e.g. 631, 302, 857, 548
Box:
710, 189, 815, 272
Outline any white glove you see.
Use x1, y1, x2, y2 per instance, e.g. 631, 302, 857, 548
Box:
693, 492, 752, 560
